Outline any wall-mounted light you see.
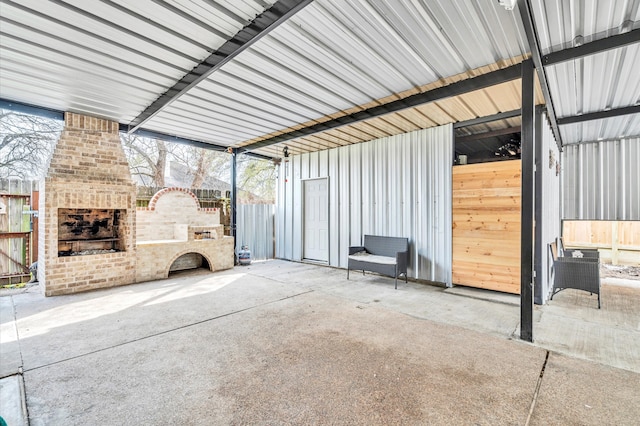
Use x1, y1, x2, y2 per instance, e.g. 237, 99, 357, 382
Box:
283, 146, 290, 181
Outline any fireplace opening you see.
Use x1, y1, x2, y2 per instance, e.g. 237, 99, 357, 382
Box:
58, 208, 126, 256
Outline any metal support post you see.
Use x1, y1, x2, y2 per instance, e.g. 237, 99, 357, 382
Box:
230, 148, 238, 264
521, 59, 535, 342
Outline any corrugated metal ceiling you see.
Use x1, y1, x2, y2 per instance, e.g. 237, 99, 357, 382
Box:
146, 0, 531, 155
0, 0, 274, 122
530, 0, 640, 145
0, 0, 638, 155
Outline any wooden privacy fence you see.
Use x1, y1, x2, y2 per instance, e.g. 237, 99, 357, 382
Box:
563, 220, 640, 265
0, 179, 38, 285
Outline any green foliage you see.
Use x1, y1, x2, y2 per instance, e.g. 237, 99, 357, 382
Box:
237, 155, 276, 203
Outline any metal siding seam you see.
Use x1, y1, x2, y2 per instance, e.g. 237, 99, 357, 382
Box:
413, 132, 423, 279
377, 137, 388, 236
361, 142, 372, 237
338, 145, 351, 267
350, 143, 362, 246
293, 155, 304, 260
329, 148, 340, 266
402, 133, 414, 275
319, 149, 329, 177
276, 162, 285, 258
284, 157, 294, 259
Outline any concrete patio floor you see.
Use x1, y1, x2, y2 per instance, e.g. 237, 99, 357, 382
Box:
1, 259, 639, 425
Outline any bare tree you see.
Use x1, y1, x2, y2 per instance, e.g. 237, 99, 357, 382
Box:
170, 146, 229, 189
120, 133, 170, 187
0, 110, 62, 179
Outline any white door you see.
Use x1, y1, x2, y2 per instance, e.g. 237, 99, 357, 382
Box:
303, 178, 329, 262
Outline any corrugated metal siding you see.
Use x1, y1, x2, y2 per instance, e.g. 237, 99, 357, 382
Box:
275, 124, 453, 285
236, 204, 275, 261
537, 112, 561, 304
562, 138, 640, 220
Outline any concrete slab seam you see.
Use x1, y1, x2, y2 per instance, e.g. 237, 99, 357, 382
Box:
525, 350, 550, 426
0, 296, 26, 380
22, 289, 315, 373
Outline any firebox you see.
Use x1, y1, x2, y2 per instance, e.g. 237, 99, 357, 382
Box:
57, 208, 126, 256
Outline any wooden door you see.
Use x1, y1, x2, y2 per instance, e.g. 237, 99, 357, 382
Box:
452, 160, 521, 294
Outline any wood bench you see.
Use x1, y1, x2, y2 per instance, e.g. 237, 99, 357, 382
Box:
347, 235, 409, 289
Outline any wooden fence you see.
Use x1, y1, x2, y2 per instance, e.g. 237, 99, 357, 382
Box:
0, 179, 38, 284
563, 220, 640, 265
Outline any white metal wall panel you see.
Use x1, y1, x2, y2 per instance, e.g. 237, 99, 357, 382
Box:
329, 149, 340, 266
292, 155, 303, 261
349, 144, 362, 255
563, 138, 640, 220
537, 113, 561, 304
275, 158, 286, 260
236, 204, 275, 261
338, 147, 351, 268
276, 124, 453, 285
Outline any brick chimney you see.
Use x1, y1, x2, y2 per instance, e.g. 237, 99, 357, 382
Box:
38, 113, 136, 296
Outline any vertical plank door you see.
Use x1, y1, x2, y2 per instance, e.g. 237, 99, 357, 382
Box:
452, 160, 521, 294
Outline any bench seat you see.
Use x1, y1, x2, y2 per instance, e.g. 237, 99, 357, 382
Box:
347, 235, 409, 289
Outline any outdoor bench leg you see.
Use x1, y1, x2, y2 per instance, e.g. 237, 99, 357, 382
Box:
395, 265, 398, 290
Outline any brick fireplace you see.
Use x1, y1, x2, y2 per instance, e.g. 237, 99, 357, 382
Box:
38, 113, 136, 296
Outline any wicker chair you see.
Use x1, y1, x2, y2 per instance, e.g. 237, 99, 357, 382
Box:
563, 248, 600, 259
551, 256, 601, 308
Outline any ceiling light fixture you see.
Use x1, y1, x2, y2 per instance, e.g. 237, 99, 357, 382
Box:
497, 0, 516, 11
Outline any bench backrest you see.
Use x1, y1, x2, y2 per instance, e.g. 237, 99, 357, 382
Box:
363, 235, 408, 257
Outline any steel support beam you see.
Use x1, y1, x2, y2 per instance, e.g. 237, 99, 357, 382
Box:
0, 99, 64, 121
543, 28, 640, 66
242, 64, 523, 152
456, 126, 521, 143
126, 0, 314, 133
520, 59, 535, 342
0, 100, 274, 161
119, 126, 273, 160
518, 0, 563, 150
230, 148, 238, 263
557, 105, 640, 126
453, 109, 521, 129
